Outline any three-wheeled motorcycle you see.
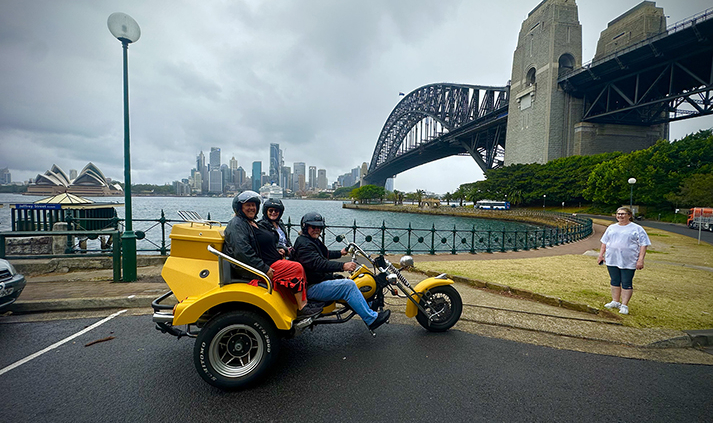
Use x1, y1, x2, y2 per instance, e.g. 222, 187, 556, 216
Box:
152, 212, 462, 389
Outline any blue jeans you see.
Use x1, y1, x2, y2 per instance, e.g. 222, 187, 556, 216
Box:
307, 279, 378, 325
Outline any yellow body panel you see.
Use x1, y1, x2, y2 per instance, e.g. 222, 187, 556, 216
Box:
351, 269, 377, 299
169, 223, 225, 261
404, 277, 454, 318
163, 222, 296, 331
173, 283, 295, 330
162, 256, 220, 301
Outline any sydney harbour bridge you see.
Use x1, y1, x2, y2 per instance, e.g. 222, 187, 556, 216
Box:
363, 2, 713, 187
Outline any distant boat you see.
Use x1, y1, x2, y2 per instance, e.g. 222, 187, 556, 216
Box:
260, 183, 283, 199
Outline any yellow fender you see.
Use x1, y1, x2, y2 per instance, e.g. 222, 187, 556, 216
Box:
173, 283, 295, 330
404, 277, 455, 318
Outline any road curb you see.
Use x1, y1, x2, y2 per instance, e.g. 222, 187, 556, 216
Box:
8, 295, 157, 313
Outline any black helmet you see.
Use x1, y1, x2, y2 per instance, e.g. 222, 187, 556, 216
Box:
301, 212, 326, 232
233, 190, 262, 214
262, 198, 285, 221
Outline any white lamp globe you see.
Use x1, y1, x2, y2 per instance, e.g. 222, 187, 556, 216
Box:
107, 12, 141, 43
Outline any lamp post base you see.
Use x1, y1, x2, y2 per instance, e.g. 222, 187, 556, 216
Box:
122, 231, 137, 282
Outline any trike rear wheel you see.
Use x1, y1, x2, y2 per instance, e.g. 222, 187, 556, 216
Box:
416, 285, 462, 332
193, 311, 278, 390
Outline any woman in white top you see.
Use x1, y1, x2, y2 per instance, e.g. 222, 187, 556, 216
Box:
597, 207, 651, 315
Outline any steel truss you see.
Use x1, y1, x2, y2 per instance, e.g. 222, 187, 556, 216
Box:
559, 8, 713, 126
581, 50, 713, 125
366, 83, 508, 184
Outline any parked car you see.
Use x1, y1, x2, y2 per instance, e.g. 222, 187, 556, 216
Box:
0, 259, 26, 312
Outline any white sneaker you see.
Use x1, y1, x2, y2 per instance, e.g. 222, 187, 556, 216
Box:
604, 301, 621, 309
619, 304, 629, 315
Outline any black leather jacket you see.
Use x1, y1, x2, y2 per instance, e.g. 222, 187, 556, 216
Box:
292, 233, 343, 286
257, 218, 292, 248
223, 211, 270, 278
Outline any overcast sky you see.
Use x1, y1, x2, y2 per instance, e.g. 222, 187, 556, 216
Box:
1, 0, 712, 194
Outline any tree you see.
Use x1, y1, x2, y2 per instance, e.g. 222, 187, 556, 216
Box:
666, 173, 713, 207
443, 192, 452, 205
415, 189, 424, 207
453, 186, 467, 206
351, 185, 385, 204
333, 184, 359, 198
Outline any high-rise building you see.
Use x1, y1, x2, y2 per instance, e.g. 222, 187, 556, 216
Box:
294, 162, 306, 192
0, 167, 11, 184
269, 143, 281, 185
210, 147, 221, 171
252, 161, 262, 192
360, 162, 368, 186
229, 156, 238, 171
235, 166, 246, 189
281, 166, 291, 192
351, 167, 360, 186
197, 151, 208, 193
308, 166, 317, 190
220, 164, 230, 190
385, 177, 395, 192
193, 171, 202, 191
209, 169, 222, 193
317, 169, 327, 190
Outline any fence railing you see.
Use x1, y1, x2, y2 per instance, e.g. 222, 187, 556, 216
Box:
0, 230, 121, 281
1, 210, 593, 258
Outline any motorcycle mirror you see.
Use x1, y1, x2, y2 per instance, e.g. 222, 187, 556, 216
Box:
399, 255, 414, 268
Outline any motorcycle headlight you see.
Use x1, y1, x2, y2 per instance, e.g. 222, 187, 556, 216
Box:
399, 255, 414, 268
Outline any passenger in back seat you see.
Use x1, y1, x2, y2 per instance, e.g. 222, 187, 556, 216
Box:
223, 191, 310, 314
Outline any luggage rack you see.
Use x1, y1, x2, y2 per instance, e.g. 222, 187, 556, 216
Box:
177, 210, 223, 227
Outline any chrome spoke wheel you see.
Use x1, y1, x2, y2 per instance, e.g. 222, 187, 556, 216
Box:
209, 324, 263, 378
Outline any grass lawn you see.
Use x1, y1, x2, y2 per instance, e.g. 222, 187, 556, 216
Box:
416, 224, 713, 331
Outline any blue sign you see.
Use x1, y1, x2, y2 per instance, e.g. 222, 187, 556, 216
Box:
13, 204, 62, 210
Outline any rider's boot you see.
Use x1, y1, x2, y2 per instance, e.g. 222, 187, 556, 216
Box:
368, 309, 391, 332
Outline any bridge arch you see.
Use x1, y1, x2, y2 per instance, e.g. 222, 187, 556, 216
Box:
365, 83, 509, 186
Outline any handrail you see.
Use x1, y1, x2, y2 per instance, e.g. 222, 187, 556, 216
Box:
206, 244, 273, 294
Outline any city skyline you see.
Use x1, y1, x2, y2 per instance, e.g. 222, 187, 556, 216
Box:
184, 142, 366, 195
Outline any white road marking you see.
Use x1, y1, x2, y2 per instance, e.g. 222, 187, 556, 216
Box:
0, 309, 127, 376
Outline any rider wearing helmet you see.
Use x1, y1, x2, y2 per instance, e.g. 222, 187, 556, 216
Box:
223, 190, 266, 278
258, 198, 292, 256
293, 212, 391, 331
224, 191, 309, 312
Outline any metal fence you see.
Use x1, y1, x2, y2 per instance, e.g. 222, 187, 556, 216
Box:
0, 210, 592, 258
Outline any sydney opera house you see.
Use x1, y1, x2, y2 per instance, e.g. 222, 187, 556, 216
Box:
26, 163, 123, 196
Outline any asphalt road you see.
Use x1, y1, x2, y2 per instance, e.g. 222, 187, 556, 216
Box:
1, 313, 712, 422
582, 214, 713, 245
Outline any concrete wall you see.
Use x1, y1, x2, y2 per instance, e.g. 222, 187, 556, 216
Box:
594, 1, 666, 60
505, 0, 669, 166
573, 122, 666, 155
505, 0, 582, 165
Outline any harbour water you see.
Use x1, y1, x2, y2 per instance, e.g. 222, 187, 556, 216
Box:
1, 193, 543, 254
0, 194, 535, 231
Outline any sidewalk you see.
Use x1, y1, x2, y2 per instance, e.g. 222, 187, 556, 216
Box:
4, 224, 712, 364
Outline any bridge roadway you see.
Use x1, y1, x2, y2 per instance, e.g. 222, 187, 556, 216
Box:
365, 7, 713, 186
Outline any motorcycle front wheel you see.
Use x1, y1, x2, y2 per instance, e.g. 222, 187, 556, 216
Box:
193, 311, 279, 390
416, 285, 463, 332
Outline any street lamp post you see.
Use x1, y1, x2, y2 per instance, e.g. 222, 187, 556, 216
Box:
108, 13, 141, 282
543, 194, 546, 209
628, 177, 637, 211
